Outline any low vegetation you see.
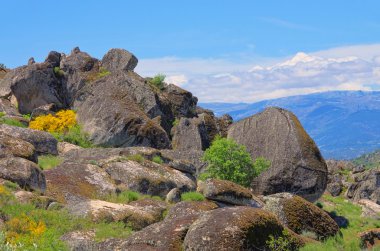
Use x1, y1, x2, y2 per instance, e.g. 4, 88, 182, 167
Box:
266, 229, 299, 251
0, 185, 134, 250
148, 74, 166, 90
0, 112, 27, 128
86, 67, 111, 82
300, 194, 380, 251
126, 154, 145, 163
29, 110, 93, 148
38, 155, 62, 170
181, 192, 205, 202
202, 136, 270, 187
152, 155, 164, 164
53, 67, 64, 78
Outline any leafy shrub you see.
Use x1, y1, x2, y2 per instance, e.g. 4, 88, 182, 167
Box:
38, 155, 62, 170
148, 74, 166, 90
202, 136, 270, 187
152, 155, 164, 164
29, 110, 76, 133
127, 154, 145, 163
266, 229, 298, 251
53, 67, 64, 77
5, 214, 46, 245
22, 114, 31, 121
181, 192, 205, 201
172, 118, 180, 127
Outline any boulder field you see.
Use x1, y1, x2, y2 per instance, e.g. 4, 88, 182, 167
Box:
0, 47, 347, 250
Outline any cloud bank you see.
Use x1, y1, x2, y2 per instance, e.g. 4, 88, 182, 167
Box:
136, 44, 380, 103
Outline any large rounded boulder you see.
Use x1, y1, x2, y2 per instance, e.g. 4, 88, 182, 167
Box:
228, 107, 328, 202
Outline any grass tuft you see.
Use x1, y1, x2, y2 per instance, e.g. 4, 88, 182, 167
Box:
181, 192, 205, 202
38, 155, 62, 170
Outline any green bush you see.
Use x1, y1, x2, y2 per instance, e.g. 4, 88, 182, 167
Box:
52, 125, 93, 148
172, 118, 180, 127
53, 67, 64, 77
202, 136, 270, 187
38, 155, 62, 170
149, 74, 166, 90
181, 192, 205, 202
152, 155, 164, 164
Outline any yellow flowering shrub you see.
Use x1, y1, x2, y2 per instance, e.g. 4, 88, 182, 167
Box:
5, 214, 46, 244
29, 110, 77, 133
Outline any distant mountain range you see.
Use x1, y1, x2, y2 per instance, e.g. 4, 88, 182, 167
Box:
200, 91, 380, 160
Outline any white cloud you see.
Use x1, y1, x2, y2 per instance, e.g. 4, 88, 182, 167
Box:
136, 44, 380, 103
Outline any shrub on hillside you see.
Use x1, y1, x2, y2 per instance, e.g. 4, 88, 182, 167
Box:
148, 74, 166, 90
202, 136, 270, 187
29, 110, 76, 133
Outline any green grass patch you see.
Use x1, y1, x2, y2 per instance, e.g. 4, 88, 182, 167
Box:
53, 67, 64, 77
126, 154, 145, 163
301, 194, 380, 251
152, 155, 164, 164
38, 155, 62, 170
0, 118, 27, 128
148, 74, 166, 90
101, 190, 140, 204
181, 192, 205, 202
52, 125, 93, 148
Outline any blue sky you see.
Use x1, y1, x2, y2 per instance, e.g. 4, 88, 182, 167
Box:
2, 1, 380, 102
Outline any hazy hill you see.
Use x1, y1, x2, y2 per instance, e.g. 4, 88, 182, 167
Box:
201, 91, 380, 159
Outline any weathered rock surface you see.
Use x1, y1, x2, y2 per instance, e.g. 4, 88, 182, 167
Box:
0, 98, 19, 115
44, 162, 117, 203
183, 206, 305, 251
129, 198, 168, 221
0, 132, 36, 162
68, 200, 157, 230
99, 215, 197, 251
160, 149, 206, 175
358, 199, 380, 219
165, 201, 218, 220
358, 228, 380, 250
0, 157, 46, 192
57, 142, 82, 155
228, 107, 328, 202
346, 168, 380, 204
198, 179, 264, 207
61, 230, 98, 251
171, 116, 209, 151
104, 159, 196, 197
101, 48, 138, 73
263, 193, 339, 239
165, 188, 181, 203
73, 71, 170, 149
0, 124, 58, 155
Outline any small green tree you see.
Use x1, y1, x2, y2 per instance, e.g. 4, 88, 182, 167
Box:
149, 74, 166, 90
202, 136, 270, 187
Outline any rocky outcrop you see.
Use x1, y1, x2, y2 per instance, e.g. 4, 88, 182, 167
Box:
171, 116, 209, 151
183, 206, 306, 251
346, 168, 380, 204
0, 124, 58, 155
228, 107, 328, 202
44, 162, 117, 203
0, 157, 46, 192
198, 179, 264, 207
263, 193, 339, 240
358, 199, 380, 219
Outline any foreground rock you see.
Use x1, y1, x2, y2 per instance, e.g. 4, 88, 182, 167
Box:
99, 215, 197, 251
0, 157, 46, 192
61, 230, 98, 251
0, 124, 58, 155
228, 107, 328, 202
198, 179, 264, 207
358, 199, 380, 219
263, 193, 339, 239
165, 201, 219, 220
359, 228, 380, 250
0, 132, 37, 162
183, 206, 306, 251
44, 162, 117, 203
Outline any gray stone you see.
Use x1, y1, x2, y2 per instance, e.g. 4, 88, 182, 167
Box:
165, 188, 181, 203
101, 48, 138, 72
228, 107, 328, 202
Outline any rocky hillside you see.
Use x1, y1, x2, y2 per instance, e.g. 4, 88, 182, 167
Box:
0, 48, 378, 250
201, 91, 380, 159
